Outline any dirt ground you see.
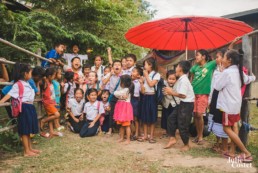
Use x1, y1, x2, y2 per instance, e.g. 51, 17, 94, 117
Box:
0, 127, 257, 173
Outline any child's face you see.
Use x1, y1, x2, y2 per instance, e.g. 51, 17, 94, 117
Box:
175, 65, 182, 77
88, 92, 98, 102
104, 68, 111, 76
72, 45, 79, 54
222, 53, 231, 68
33, 76, 41, 83
94, 57, 102, 67
167, 74, 177, 86
75, 90, 83, 102
49, 72, 56, 81
126, 57, 135, 69
121, 58, 127, 70
56, 70, 62, 80
101, 92, 109, 102
56, 45, 64, 54
84, 68, 91, 76
215, 52, 223, 65
24, 70, 32, 81
113, 62, 122, 75
195, 52, 205, 64
88, 72, 97, 84
131, 68, 140, 80
144, 61, 152, 72
72, 58, 81, 70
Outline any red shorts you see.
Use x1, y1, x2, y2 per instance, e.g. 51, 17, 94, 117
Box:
117, 121, 130, 126
194, 94, 209, 114
222, 112, 240, 126
44, 104, 58, 116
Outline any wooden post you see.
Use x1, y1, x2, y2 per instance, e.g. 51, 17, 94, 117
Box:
239, 35, 252, 146
36, 48, 42, 66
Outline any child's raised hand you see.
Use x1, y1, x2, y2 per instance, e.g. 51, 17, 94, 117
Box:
107, 47, 112, 53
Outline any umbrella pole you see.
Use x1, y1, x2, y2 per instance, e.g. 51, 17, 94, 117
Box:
185, 41, 188, 60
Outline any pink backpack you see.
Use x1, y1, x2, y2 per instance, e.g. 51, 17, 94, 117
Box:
11, 81, 24, 118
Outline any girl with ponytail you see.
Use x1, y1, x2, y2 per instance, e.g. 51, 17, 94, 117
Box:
214, 49, 255, 163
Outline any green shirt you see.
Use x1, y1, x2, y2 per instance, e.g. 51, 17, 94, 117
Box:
190, 60, 217, 94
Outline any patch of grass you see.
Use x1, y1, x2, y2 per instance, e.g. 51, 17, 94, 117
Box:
184, 146, 220, 158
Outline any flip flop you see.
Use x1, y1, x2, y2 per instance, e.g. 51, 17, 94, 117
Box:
222, 152, 235, 159
149, 138, 156, 144
40, 132, 50, 138
130, 136, 138, 141
197, 140, 205, 145
192, 137, 199, 143
137, 137, 147, 142
237, 154, 253, 163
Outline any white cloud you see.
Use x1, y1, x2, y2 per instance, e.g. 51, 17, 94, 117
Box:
146, 0, 258, 19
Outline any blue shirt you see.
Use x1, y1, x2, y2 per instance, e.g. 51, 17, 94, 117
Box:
52, 80, 61, 105
41, 49, 60, 68
2, 79, 38, 95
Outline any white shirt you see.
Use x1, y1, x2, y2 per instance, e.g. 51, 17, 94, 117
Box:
67, 98, 85, 117
176, 74, 195, 102
8, 80, 35, 103
102, 73, 110, 90
214, 65, 256, 114
91, 65, 105, 81
64, 82, 77, 99
83, 101, 105, 121
133, 79, 141, 97
122, 66, 135, 76
209, 67, 220, 104
144, 71, 160, 93
114, 88, 131, 102
63, 53, 88, 67
162, 80, 180, 108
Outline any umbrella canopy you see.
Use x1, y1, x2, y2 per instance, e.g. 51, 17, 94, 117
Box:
125, 16, 253, 51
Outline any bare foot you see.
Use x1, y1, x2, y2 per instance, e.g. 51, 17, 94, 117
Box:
164, 138, 177, 149
180, 145, 190, 152
117, 138, 124, 143
123, 140, 130, 145
30, 149, 42, 154
24, 151, 39, 157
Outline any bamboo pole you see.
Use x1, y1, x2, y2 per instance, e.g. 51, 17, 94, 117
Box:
0, 57, 15, 65
0, 38, 51, 62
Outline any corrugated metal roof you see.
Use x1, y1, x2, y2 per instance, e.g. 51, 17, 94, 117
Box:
223, 8, 258, 19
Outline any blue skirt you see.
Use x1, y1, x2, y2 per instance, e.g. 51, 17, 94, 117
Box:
140, 94, 158, 123
131, 96, 140, 118
161, 104, 174, 130
17, 103, 39, 136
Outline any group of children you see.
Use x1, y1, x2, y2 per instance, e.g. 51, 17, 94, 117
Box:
0, 40, 255, 163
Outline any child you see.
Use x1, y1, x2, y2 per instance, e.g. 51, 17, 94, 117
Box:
62, 71, 76, 108
138, 58, 160, 143
41, 43, 64, 68
91, 55, 105, 82
40, 67, 61, 137
82, 64, 91, 84
0, 63, 41, 157
190, 49, 217, 145
164, 61, 195, 151
105, 60, 122, 135
80, 88, 105, 137
214, 49, 255, 162
83, 71, 101, 98
53, 67, 64, 131
121, 57, 127, 74
99, 89, 111, 133
62, 44, 88, 67
113, 75, 134, 144
101, 66, 111, 90
130, 66, 143, 140
161, 70, 179, 138
123, 54, 137, 75
0, 60, 9, 82
67, 88, 85, 133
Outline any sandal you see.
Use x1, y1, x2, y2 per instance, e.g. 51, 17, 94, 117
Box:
149, 138, 156, 144
137, 137, 147, 142
237, 154, 253, 163
130, 136, 138, 141
197, 140, 205, 145
40, 132, 50, 138
192, 137, 199, 143
222, 152, 235, 159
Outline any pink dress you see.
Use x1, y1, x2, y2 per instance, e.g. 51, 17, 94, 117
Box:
113, 88, 133, 122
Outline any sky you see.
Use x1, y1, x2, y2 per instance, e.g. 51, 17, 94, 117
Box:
146, 0, 258, 19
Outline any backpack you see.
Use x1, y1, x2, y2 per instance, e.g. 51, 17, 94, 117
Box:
152, 73, 164, 104
11, 81, 24, 118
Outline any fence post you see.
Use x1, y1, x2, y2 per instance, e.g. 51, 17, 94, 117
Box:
36, 48, 42, 66
239, 35, 252, 146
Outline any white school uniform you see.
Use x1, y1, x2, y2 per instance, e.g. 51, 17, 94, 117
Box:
162, 80, 180, 108
102, 73, 111, 90
64, 82, 77, 99
144, 71, 160, 93
133, 79, 141, 97
114, 88, 131, 102
176, 74, 195, 102
8, 80, 35, 103
122, 66, 135, 76
67, 98, 85, 117
83, 101, 105, 121
214, 65, 256, 114
91, 65, 105, 81
63, 53, 88, 67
